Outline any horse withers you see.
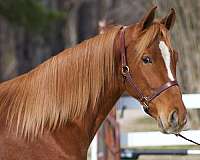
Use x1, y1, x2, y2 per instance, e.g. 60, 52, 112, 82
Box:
0, 6, 186, 160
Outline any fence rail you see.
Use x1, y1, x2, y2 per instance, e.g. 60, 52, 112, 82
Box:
121, 130, 200, 147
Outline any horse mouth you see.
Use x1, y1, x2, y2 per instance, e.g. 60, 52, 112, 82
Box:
157, 117, 185, 134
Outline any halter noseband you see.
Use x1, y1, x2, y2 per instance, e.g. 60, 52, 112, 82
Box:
120, 27, 178, 110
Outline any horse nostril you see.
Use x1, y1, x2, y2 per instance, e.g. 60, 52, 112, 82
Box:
169, 110, 178, 127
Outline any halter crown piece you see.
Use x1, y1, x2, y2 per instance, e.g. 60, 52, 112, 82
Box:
119, 26, 178, 110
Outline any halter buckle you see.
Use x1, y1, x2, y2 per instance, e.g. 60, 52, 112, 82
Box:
142, 101, 149, 110
140, 96, 149, 109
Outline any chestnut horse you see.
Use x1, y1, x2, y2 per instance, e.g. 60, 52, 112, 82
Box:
0, 6, 187, 159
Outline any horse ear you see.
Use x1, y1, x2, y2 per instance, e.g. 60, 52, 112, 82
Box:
139, 6, 157, 30
161, 8, 176, 30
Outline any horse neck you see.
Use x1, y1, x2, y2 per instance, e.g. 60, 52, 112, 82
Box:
89, 81, 123, 138
68, 29, 124, 139
52, 33, 124, 151
88, 34, 123, 138
51, 80, 122, 158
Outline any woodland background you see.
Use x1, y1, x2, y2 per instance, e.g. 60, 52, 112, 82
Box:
0, 0, 199, 119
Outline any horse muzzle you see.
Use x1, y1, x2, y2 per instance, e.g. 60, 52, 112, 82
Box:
157, 110, 187, 134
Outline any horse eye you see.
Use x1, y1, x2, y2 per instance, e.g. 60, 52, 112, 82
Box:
142, 56, 152, 64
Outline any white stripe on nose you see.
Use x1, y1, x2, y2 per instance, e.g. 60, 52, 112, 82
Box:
159, 41, 174, 80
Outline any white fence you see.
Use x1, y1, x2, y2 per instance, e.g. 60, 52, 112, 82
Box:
122, 130, 200, 147
89, 94, 200, 159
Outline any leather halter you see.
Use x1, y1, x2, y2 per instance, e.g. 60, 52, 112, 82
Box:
120, 27, 178, 110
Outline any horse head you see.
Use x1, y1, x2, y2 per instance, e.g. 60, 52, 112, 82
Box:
118, 6, 187, 134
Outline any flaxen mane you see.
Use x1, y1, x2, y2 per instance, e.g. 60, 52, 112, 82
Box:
0, 26, 121, 139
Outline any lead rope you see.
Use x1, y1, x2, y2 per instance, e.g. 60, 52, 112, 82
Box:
175, 133, 200, 145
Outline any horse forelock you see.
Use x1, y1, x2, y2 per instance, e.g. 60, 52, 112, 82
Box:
0, 26, 121, 139
134, 22, 172, 64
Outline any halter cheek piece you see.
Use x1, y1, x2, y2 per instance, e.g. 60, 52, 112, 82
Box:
120, 27, 178, 111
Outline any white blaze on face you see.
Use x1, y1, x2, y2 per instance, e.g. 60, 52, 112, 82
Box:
159, 41, 174, 80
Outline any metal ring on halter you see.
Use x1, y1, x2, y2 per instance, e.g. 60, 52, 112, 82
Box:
140, 96, 148, 103
140, 96, 149, 109
142, 101, 149, 110
122, 65, 129, 75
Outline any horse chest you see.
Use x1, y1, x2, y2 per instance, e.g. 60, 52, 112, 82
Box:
0, 126, 88, 160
